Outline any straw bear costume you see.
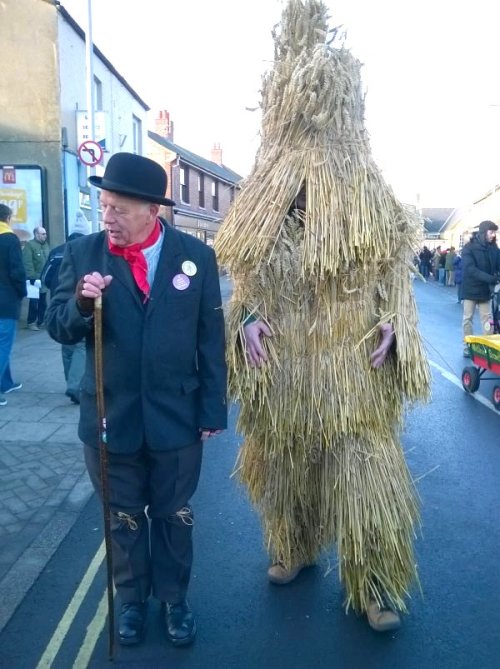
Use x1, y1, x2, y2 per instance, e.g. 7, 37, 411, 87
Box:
216, 0, 430, 613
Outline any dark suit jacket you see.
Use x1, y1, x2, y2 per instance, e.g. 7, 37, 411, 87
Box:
0, 230, 27, 319
45, 223, 227, 453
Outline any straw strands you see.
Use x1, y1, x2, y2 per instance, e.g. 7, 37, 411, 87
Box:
216, 0, 430, 613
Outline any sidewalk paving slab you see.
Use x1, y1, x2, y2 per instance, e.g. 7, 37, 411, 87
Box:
0, 277, 233, 634
0, 325, 90, 634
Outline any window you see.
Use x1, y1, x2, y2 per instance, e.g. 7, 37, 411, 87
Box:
198, 173, 205, 208
212, 180, 219, 211
93, 76, 103, 111
180, 165, 190, 203
132, 115, 142, 154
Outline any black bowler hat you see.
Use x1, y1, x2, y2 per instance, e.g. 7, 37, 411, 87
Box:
89, 152, 176, 206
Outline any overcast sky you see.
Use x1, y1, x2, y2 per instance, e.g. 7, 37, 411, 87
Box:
62, 0, 500, 208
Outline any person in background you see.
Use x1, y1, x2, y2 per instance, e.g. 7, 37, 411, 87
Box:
46, 153, 227, 649
418, 245, 432, 279
42, 213, 91, 404
445, 246, 456, 286
23, 226, 50, 330
453, 251, 463, 303
432, 246, 441, 280
0, 204, 27, 405
461, 221, 500, 357
438, 248, 447, 285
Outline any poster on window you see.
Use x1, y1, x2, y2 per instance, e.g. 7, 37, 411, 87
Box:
0, 165, 45, 242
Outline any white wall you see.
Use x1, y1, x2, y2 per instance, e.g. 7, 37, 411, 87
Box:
58, 15, 148, 159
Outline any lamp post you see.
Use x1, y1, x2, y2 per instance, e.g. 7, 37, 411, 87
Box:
488, 104, 500, 210
85, 0, 99, 232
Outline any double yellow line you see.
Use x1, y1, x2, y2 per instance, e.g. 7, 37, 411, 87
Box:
36, 541, 111, 668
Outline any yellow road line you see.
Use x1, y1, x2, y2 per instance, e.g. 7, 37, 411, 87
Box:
36, 541, 105, 669
73, 587, 111, 669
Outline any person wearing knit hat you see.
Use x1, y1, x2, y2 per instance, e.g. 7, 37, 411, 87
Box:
41, 217, 92, 404
461, 220, 500, 356
70, 210, 91, 237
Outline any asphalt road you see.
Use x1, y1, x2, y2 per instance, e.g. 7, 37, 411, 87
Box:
1, 279, 499, 669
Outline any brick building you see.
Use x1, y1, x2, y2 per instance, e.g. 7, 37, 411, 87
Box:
148, 111, 242, 245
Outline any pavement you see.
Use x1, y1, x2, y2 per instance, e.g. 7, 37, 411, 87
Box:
0, 275, 470, 636
0, 276, 234, 634
0, 315, 92, 633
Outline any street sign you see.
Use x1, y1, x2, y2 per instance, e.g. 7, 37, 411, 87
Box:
78, 140, 103, 167
76, 110, 107, 149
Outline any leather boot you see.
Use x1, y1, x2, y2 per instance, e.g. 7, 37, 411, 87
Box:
118, 602, 147, 646
163, 600, 196, 646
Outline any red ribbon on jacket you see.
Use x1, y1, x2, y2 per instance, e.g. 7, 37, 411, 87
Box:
108, 219, 161, 298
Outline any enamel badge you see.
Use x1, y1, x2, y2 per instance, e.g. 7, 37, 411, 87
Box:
181, 260, 197, 277
172, 274, 190, 290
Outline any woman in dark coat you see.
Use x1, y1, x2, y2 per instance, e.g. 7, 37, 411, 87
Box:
0, 204, 26, 404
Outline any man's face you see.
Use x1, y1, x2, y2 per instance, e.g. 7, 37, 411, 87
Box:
100, 191, 159, 247
35, 228, 47, 243
486, 229, 497, 243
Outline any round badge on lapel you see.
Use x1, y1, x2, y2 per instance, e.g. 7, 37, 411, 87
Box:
172, 273, 190, 291
181, 260, 197, 277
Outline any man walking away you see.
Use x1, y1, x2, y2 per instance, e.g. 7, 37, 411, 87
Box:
42, 219, 90, 404
461, 221, 500, 357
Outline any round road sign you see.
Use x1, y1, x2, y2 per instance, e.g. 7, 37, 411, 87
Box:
78, 141, 103, 167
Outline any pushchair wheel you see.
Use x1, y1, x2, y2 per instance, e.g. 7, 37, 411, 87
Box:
462, 366, 480, 393
492, 385, 500, 411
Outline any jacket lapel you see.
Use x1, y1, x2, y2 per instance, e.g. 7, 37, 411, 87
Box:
104, 246, 144, 309
148, 224, 184, 311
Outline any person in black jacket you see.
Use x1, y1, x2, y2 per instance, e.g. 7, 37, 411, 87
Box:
0, 204, 27, 405
45, 153, 227, 649
461, 220, 500, 356
42, 230, 87, 404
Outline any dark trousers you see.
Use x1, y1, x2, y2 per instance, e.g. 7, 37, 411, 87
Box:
84, 441, 203, 604
27, 292, 47, 326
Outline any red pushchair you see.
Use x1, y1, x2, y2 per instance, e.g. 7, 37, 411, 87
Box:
462, 284, 500, 410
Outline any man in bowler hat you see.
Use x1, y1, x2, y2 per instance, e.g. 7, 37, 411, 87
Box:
46, 153, 227, 647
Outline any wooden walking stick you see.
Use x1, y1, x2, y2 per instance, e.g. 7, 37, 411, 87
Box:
94, 294, 115, 660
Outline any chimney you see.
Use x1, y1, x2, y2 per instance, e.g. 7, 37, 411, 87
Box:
155, 110, 174, 141
211, 142, 223, 166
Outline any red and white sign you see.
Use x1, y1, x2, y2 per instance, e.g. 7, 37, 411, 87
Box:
78, 141, 103, 167
2, 166, 16, 184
